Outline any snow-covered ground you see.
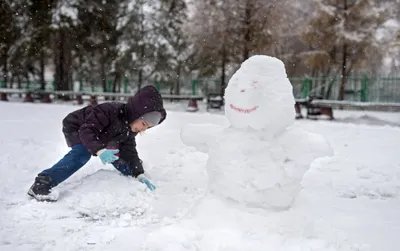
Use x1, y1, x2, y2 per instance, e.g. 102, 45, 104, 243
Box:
0, 101, 399, 251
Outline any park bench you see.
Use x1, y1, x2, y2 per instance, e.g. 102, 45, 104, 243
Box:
295, 96, 334, 120
206, 93, 224, 111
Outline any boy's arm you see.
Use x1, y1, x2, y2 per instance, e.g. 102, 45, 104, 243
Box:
119, 136, 156, 191
119, 135, 144, 178
79, 103, 115, 155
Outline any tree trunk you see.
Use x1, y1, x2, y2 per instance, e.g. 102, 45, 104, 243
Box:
138, 69, 143, 90
339, 0, 348, 101
242, 0, 252, 61
221, 45, 227, 97
138, 44, 145, 90
54, 28, 72, 99
9, 75, 14, 89
17, 75, 21, 89
113, 73, 120, 93
112, 72, 120, 100
175, 64, 181, 95
2, 54, 8, 88
17, 75, 22, 97
339, 43, 348, 101
54, 35, 63, 90
66, 35, 73, 92
101, 57, 107, 93
40, 50, 46, 90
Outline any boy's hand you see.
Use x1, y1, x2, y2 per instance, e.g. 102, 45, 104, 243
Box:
97, 149, 119, 164
137, 174, 156, 191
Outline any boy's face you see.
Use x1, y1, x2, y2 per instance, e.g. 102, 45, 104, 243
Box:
130, 119, 152, 133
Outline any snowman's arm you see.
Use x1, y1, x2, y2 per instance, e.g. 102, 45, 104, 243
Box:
180, 123, 224, 153
279, 127, 333, 164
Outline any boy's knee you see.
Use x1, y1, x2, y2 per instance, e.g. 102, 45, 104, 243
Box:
79, 152, 91, 165
71, 144, 91, 164
113, 160, 133, 176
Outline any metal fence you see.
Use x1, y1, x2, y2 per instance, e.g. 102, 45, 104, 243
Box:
0, 78, 195, 95
290, 76, 400, 103
1, 75, 400, 103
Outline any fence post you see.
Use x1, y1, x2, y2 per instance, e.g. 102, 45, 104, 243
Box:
192, 79, 197, 95
124, 77, 128, 93
107, 79, 112, 92
0, 80, 7, 101
76, 80, 84, 105
155, 81, 160, 91
302, 78, 311, 99
361, 74, 368, 102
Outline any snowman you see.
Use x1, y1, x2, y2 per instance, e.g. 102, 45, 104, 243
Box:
180, 55, 333, 211
141, 55, 333, 251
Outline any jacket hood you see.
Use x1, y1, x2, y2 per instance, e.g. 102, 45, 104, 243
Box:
125, 85, 167, 125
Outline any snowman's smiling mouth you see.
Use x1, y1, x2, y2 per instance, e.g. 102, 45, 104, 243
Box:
230, 104, 259, 113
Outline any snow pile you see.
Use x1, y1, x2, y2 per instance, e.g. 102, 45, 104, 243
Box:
62, 170, 160, 227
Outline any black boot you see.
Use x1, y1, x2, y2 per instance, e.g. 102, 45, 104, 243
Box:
27, 175, 57, 202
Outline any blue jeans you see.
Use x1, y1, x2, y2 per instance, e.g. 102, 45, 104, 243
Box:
39, 144, 133, 186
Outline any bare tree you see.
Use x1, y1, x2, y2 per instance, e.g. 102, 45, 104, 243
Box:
189, 0, 288, 95
302, 0, 388, 100
189, 0, 234, 95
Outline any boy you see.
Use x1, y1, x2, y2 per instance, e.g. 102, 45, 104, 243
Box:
28, 85, 167, 202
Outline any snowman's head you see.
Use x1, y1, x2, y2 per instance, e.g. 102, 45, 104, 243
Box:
224, 55, 295, 134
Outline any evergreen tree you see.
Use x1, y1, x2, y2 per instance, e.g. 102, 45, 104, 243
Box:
115, 0, 158, 90
155, 0, 192, 95
51, 0, 79, 92
75, 0, 126, 92
27, 0, 57, 89
0, 0, 20, 87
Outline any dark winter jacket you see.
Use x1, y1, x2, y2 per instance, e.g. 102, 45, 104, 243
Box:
61, 85, 167, 176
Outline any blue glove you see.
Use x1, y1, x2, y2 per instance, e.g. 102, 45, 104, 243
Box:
137, 174, 156, 191
98, 149, 119, 164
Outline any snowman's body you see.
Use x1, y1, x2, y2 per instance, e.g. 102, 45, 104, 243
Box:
206, 129, 293, 209
182, 125, 331, 211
